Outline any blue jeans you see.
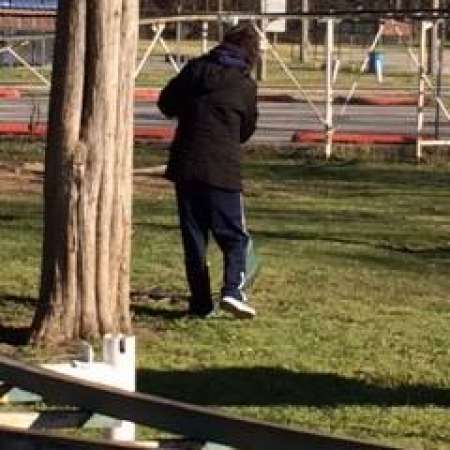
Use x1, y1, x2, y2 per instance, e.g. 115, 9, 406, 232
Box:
175, 181, 249, 314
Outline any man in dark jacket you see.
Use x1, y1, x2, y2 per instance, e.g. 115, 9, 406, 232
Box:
158, 24, 259, 319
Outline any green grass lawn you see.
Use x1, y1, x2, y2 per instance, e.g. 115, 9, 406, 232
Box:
0, 147, 449, 448
0, 66, 51, 85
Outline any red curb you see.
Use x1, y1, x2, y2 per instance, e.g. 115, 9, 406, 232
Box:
335, 95, 418, 106
0, 88, 21, 100
133, 126, 174, 141
0, 123, 174, 141
0, 122, 46, 136
134, 89, 160, 102
257, 94, 297, 103
134, 91, 299, 103
292, 130, 419, 145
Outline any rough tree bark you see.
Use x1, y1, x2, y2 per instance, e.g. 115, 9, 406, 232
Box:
31, 0, 139, 343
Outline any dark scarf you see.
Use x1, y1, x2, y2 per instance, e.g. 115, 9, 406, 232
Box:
210, 43, 250, 71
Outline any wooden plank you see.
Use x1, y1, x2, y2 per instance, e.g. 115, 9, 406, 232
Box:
0, 355, 401, 450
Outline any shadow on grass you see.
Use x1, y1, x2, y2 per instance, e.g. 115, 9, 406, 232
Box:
247, 162, 450, 189
138, 367, 450, 408
133, 222, 179, 232
255, 230, 450, 260
132, 303, 187, 320
0, 294, 36, 308
324, 239, 450, 262
322, 243, 450, 271
131, 287, 189, 320
0, 325, 30, 346
0, 295, 34, 345
0, 214, 16, 222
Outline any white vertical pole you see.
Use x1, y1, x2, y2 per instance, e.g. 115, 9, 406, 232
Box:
300, 0, 309, 63
435, 19, 444, 139
325, 18, 334, 159
417, 21, 428, 161
42, 37, 46, 66
176, 2, 182, 65
375, 58, 383, 83
258, 22, 268, 81
257, 1, 268, 82
218, 0, 224, 42
202, 21, 209, 54
430, 0, 440, 75
332, 58, 340, 84
103, 335, 136, 442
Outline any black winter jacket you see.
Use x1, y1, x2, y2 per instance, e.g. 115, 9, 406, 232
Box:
157, 47, 258, 191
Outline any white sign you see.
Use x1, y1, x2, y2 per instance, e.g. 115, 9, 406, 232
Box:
261, 0, 286, 33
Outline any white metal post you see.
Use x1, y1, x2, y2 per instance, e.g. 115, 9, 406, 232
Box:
435, 19, 444, 139
429, 0, 440, 75
258, 28, 268, 81
257, 1, 268, 81
397, 26, 450, 121
176, 1, 182, 65
300, 0, 310, 62
325, 18, 334, 159
202, 21, 209, 54
416, 21, 429, 161
218, 0, 224, 42
375, 58, 383, 83
36, 335, 137, 441
103, 335, 136, 442
332, 58, 340, 84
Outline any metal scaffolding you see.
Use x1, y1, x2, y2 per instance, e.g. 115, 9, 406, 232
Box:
138, 10, 450, 159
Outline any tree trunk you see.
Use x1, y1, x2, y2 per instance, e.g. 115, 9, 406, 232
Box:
31, 0, 138, 343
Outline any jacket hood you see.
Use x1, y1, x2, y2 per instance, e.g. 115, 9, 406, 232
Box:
193, 44, 251, 95
209, 43, 250, 71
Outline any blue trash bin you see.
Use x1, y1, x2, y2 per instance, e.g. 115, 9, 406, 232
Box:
368, 51, 384, 74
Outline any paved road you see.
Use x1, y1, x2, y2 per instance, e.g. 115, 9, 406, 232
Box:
0, 97, 449, 143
